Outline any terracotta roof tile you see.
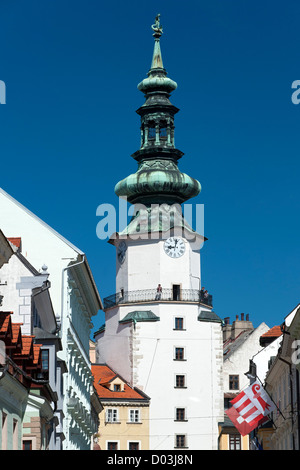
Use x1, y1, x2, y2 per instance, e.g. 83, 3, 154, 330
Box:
0, 312, 11, 335
15, 335, 34, 357
261, 326, 282, 338
33, 344, 41, 364
7, 237, 21, 249
92, 364, 149, 401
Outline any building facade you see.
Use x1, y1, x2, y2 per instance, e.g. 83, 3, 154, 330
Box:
0, 188, 102, 449
92, 364, 150, 450
94, 16, 224, 450
264, 304, 300, 450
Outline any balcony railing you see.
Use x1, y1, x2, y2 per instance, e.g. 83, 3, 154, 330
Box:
103, 288, 212, 310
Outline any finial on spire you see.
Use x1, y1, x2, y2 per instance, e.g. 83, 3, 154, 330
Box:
151, 14, 163, 38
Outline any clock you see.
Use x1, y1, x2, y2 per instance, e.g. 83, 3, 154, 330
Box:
164, 237, 185, 258
117, 241, 127, 264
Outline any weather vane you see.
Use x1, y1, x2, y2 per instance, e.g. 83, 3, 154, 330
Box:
151, 14, 163, 38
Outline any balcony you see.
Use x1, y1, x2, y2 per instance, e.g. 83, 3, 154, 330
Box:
103, 288, 212, 310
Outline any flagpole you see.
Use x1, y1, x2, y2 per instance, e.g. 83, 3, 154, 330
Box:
255, 375, 286, 421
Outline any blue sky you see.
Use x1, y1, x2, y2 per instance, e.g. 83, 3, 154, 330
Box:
0, 0, 299, 336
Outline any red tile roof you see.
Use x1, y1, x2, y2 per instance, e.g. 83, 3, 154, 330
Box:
7, 237, 21, 249
92, 364, 149, 401
0, 311, 42, 375
261, 325, 282, 339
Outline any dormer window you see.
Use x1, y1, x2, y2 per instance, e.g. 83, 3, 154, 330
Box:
110, 379, 124, 392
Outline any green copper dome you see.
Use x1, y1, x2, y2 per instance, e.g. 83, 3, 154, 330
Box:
115, 14, 201, 206
115, 161, 201, 205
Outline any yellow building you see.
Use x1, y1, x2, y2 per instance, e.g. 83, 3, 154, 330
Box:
92, 364, 150, 450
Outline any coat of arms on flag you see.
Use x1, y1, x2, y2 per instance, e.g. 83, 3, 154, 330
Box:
225, 380, 276, 436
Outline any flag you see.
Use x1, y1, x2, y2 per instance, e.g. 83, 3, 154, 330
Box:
225, 380, 276, 436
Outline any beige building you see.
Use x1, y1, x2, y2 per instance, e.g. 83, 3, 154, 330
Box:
92, 364, 150, 450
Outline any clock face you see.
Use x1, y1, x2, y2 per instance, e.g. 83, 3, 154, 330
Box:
117, 241, 127, 264
164, 237, 185, 258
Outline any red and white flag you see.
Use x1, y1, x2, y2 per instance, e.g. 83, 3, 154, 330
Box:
225, 380, 276, 436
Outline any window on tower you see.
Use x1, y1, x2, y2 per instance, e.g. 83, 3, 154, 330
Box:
175, 375, 186, 388
175, 408, 187, 421
148, 126, 156, 140
174, 347, 185, 361
159, 126, 167, 140
174, 317, 184, 330
175, 434, 187, 449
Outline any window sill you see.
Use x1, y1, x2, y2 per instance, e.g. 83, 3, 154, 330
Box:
174, 420, 188, 422
126, 422, 142, 424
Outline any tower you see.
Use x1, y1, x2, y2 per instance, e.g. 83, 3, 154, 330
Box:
95, 15, 224, 450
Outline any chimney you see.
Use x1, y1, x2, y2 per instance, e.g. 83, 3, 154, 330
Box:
231, 313, 253, 339
222, 317, 232, 342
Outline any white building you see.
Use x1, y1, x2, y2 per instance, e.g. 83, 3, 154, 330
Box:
0, 187, 102, 449
94, 16, 224, 450
223, 315, 270, 394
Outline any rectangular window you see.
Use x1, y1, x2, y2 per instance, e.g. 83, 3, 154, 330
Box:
107, 441, 118, 450
129, 409, 140, 423
229, 375, 239, 390
129, 442, 140, 450
41, 349, 49, 370
175, 434, 187, 448
113, 384, 121, 392
229, 434, 241, 450
174, 317, 184, 330
23, 440, 32, 451
175, 375, 186, 388
175, 408, 186, 421
175, 347, 185, 361
106, 408, 118, 423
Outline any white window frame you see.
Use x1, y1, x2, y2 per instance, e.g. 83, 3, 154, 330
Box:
106, 440, 120, 450
175, 433, 188, 449
127, 440, 141, 450
128, 409, 140, 423
174, 373, 187, 388
106, 408, 119, 423
174, 346, 186, 361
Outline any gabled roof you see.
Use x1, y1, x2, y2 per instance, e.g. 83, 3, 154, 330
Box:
92, 364, 150, 402
0, 188, 84, 254
0, 188, 103, 312
260, 325, 282, 346
7, 237, 21, 250
261, 325, 282, 338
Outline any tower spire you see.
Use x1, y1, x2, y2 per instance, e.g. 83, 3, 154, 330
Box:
150, 14, 164, 69
115, 15, 201, 215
